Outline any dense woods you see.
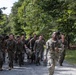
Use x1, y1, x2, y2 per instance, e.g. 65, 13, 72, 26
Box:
0, 0, 76, 47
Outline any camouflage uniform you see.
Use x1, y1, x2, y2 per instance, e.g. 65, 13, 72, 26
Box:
21, 39, 27, 64
28, 38, 37, 63
0, 50, 3, 70
45, 38, 59, 75
58, 39, 67, 66
0, 36, 4, 70
16, 40, 25, 66
7, 39, 16, 69
40, 39, 45, 61
2, 40, 7, 63
34, 39, 45, 65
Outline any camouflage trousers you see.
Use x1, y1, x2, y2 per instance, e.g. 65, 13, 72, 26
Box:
17, 53, 23, 66
0, 51, 3, 68
59, 49, 65, 65
48, 52, 59, 75
8, 52, 14, 68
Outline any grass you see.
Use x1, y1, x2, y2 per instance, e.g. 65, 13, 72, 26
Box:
65, 50, 76, 65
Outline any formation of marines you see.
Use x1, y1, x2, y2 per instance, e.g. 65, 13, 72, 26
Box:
0, 34, 45, 70
0, 32, 67, 75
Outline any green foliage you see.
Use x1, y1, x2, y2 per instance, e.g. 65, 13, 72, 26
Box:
7, 0, 76, 43
0, 7, 12, 35
9, 0, 26, 35
0, 14, 10, 34
65, 50, 76, 64
56, 0, 76, 44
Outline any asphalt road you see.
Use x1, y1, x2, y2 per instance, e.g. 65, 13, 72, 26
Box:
0, 53, 76, 75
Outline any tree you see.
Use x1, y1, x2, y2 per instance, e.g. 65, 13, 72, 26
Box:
0, 7, 10, 34
10, 0, 26, 35
56, 0, 76, 48
8, 0, 76, 46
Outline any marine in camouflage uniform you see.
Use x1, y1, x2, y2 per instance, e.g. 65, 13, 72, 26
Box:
14, 36, 20, 63
21, 34, 27, 64
16, 36, 25, 66
58, 34, 67, 66
45, 32, 60, 75
0, 35, 4, 71
34, 35, 45, 65
7, 34, 16, 70
1, 36, 7, 63
28, 34, 37, 63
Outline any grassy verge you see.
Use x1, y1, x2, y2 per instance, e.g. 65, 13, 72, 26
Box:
65, 50, 76, 65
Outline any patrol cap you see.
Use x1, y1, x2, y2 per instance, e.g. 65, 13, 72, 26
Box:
56, 31, 60, 35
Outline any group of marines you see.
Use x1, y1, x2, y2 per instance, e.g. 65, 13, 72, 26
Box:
0, 34, 45, 70
0, 32, 67, 75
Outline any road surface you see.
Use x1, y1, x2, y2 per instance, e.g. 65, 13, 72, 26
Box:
0, 54, 76, 75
